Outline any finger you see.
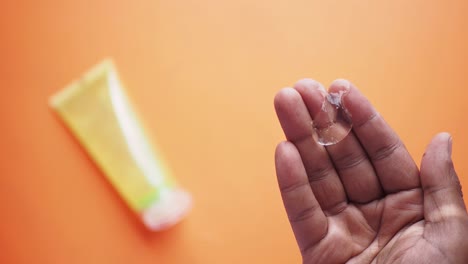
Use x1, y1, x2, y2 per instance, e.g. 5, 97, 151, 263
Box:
420, 133, 467, 222
275, 141, 328, 251
295, 79, 384, 203
274, 87, 347, 214
335, 80, 420, 193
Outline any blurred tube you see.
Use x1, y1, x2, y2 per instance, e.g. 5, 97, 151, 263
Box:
50, 59, 191, 231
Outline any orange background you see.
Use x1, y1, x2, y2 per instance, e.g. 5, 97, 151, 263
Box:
1, 0, 468, 263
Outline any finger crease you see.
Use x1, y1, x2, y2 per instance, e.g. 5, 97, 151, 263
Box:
371, 139, 402, 162
354, 111, 379, 129
279, 180, 311, 195
291, 133, 314, 146
324, 201, 347, 216
334, 152, 368, 171
307, 165, 335, 183
423, 184, 458, 197
289, 204, 321, 223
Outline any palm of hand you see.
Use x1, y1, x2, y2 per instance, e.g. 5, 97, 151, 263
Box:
274, 79, 468, 264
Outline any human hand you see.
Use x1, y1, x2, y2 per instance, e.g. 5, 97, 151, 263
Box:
274, 79, 468, 263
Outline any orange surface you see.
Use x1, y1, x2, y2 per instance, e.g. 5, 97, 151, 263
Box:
1, 1, 468, 263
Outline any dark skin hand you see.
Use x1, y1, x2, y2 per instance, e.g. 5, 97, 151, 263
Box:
274, 79, 468, 263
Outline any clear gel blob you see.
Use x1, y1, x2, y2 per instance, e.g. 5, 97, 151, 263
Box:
312, 90, 352, 146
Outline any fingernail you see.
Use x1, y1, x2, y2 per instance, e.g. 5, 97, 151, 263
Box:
331, 79, 351, 92
317, 83, 327, 95
448, 135, 453, 156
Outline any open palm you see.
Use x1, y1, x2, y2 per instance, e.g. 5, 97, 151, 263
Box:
274, 79, 468, 263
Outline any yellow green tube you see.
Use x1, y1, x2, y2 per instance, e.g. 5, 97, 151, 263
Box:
50, 59, 191, 231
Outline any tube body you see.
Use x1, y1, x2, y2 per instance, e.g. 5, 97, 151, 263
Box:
50, 60, 191, 230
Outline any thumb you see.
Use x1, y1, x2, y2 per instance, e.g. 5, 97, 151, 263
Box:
420, 132, 467, 222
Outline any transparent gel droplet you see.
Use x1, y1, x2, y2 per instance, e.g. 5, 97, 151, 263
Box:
312, 90, 352, 146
